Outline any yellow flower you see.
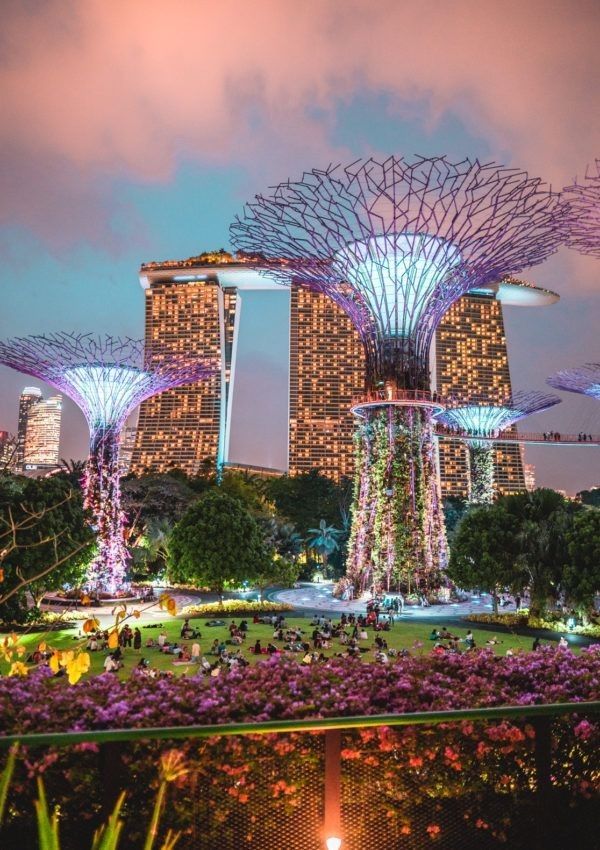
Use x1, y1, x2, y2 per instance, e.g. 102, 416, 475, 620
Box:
159, 750, 189, 783
83, 617, 100, 634
8, 661, 28, 677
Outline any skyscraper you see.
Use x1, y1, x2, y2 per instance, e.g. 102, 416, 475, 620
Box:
21, 392, 62, 470
16, 386, 42, 469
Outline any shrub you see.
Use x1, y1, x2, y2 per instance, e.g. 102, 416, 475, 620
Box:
181, 599, 294, 616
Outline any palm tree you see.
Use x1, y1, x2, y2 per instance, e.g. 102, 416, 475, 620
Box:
307, 519, 343, 571
59, 458, 86, 489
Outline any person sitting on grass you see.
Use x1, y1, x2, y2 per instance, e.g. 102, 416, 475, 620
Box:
464, 631, 475, 648
429, 628, 441, 641
485, 636, 502, 646
103, 653, 120, 673
267, 642, 279, 655
253, 639, 263, 655
374, 635, 388, 650
210, 639, 220, 656
145, 637, 156, 648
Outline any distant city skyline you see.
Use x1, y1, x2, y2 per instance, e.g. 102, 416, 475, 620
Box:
0, 1, 598, 493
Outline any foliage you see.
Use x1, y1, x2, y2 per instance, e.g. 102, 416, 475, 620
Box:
0, 475, 95, 619
259, 517, 303, 560
263, 470, 343, 538
466, 611, 600, 637
563, 508, 600, 613
577, 487, 600, 508
449, 489, 584, 616
180, 599, 293, 616
442, 496, 470, 541
306, 519, 343, 570
468, 443, 494, 504
121, 474, 196, 528
252, 557, 301, 599
168, 491, 272, 597
448, 504, 520, 612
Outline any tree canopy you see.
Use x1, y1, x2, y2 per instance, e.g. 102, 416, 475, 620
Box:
449, 488, 586, 615
0, 474, 95, 619
168, 490, 272, 597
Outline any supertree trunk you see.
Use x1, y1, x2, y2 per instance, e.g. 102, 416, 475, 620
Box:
467, 441, 495, 505
84, 427, 129, 594
346, 406, 447, 595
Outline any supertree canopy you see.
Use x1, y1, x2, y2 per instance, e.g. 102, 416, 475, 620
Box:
548, 363, 600, 401
0, 333, 214, 593
437, 391, 561, 504
231, 155, 567, 595
563, 161, 600, 258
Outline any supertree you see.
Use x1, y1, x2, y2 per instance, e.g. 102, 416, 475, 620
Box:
547, 364, 600, 400
436, 391, 561, 504
231, 156, 567, 594
0, 333, 214, 593
563, 161, 600, 258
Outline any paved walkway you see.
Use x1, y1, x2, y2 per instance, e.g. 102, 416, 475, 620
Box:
271, 583, 500, 619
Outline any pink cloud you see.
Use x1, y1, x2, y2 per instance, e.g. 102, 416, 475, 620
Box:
0, 0, 598, 244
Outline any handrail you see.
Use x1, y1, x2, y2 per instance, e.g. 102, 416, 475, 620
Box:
435, 428, 600, 445
1, 700, 598, 750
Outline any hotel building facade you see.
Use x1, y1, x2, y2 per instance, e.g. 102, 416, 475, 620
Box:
131, 255, 557, 498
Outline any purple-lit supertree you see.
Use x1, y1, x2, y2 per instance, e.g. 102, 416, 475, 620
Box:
0, 333, 214, 593
436, 392, 561, 504
547, 364, 600, 401
563, 161, 600, 258
231, 156, 567, 594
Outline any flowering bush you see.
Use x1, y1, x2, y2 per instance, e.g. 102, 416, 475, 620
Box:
467, 612, 600, 637
181, 599, 293, 616
1, 646, 599, 735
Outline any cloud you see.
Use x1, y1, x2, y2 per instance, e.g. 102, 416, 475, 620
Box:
0, 0, 599, 247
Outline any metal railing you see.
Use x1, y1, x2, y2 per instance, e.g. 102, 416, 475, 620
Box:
1, 701, 598, 850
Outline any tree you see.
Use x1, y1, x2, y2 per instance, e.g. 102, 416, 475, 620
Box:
307, 519, 344, 572
501, 489, 579, 616
253, 556, 301, 600
121, 472, 197, 531
168, 491, 272, 600
563, 508, 600, 617
443, 497, 471, 542
259, 517, 303, 560
59, 458, 86, 489
0, 474, 95, 619
577, 487, 600, 508
448, 504, 521, 612
264, 470, 341, 538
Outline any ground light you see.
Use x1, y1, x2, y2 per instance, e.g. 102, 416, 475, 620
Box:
325, 837, 343, 850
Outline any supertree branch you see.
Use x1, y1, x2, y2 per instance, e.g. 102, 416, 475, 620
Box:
563, 161, 600, 258
436, 390, 562, 437
232, 155, 568, 388
547, 363, 600, 400
0, 333, 216, 593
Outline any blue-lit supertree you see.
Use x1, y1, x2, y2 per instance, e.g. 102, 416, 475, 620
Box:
437, 391, 561, 504
0, 334, 214, 593
231, 156, 567, 594
547, 364, 600, 401
563, 161, 600, 258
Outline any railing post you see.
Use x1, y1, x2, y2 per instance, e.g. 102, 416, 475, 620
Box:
98, 740, 126, 818
323, 729, 342, 845
532, 716, 555, 850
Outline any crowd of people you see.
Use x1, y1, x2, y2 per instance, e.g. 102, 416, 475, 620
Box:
23, 607, 574, 681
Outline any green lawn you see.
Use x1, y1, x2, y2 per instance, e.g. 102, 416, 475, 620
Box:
0, 613, 548, 681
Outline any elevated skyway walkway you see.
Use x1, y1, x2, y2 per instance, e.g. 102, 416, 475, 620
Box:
435, 429, 600, 446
